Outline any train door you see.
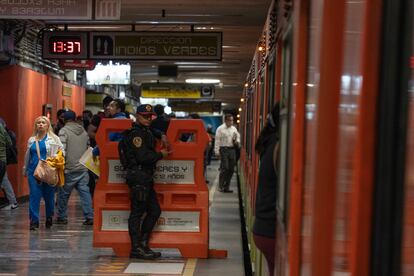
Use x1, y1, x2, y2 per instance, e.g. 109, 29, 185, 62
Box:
401, 11, 414, 274
372, 0, 413, 275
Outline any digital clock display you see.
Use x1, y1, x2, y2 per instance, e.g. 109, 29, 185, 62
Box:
43, 32, 88, 59
49, 37, 82, 55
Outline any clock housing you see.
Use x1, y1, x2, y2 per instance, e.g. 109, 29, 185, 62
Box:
43, 31, 88, 59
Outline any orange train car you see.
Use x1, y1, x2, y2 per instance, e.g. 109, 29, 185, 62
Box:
239, 0, 413, 275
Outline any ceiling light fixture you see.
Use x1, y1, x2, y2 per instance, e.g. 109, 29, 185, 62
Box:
258, 46, 264, 52
240, 98, 245, 103
185, 79, 220, 84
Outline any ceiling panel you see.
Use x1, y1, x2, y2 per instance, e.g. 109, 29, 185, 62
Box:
48, 0, 272, 111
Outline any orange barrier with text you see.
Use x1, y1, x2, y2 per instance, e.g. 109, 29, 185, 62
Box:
93, 119, 214, 258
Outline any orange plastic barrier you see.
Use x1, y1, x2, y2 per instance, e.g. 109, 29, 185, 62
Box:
93, 119, 211, 258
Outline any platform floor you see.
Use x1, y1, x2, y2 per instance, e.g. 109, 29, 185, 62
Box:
0, 161, 244, 276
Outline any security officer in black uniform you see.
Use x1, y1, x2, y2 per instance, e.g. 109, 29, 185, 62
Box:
119, 104, 169, 259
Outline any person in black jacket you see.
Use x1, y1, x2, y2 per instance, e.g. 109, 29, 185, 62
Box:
150, 104, 170, 134
119, 104, 169, 260
252, 103, 279, 276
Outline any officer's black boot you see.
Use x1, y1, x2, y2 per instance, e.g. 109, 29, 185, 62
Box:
130, 233, 160, 259
129, 234, 139, 258
140, 232, 161, 259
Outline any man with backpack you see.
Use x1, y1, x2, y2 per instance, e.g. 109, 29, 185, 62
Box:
118, 104, 169, 259
0, 118, 18, 210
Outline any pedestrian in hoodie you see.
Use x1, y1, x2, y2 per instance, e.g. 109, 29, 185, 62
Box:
56, 110, 93, 225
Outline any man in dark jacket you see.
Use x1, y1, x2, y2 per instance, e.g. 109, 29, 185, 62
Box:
150, 104, 170, 134
119, 104, 169, 259
0, 121, 17, 210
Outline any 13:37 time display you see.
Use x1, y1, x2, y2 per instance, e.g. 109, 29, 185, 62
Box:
49, 38, 82, 55
43, 32, 88, 59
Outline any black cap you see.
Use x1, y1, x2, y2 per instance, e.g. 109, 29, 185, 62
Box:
63, 110, 76, 121
136, 104, 155, 115
103, 96, 114, 107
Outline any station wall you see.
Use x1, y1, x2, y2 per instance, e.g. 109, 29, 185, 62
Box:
0, 65, 85, 197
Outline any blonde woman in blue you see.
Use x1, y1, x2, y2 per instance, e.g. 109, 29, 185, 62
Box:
24, 116, 64, 231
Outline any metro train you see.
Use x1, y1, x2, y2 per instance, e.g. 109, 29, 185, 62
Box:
238, 0, 413, 275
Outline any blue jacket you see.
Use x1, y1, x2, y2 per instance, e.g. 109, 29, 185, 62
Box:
92, 113, 127, 156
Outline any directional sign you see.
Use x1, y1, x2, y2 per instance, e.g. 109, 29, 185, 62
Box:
0, 0, 92, 20
89, 32, 222, 60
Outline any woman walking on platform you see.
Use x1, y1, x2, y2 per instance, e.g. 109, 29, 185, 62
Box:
253, 104, 279, 276
24, 116, 64, 231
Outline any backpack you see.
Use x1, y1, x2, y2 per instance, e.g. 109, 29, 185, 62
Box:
118, 130, 130, 168
6, 129, 17, 165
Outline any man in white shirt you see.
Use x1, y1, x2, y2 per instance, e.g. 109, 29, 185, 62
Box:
214, 114, 240, 193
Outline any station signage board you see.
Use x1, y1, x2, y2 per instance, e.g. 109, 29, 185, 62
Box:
59, 60, 96, 70
0, 0, 92, 20
107, 159, 126, 184
169, 101, 222, 113
89, 32, 222, 60
101, 210, 200, 232
141, 83, 214, 99
153, 160, 195, 184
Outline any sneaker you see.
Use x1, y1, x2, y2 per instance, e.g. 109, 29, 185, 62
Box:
45, 217, 53, 229
2, 203, 18, 210
30, 221, 39, 231
11, 203, 18, 209
83, 218, 93, 225
55, 217, 68, 225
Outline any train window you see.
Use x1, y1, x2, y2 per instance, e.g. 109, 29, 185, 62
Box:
246, 87, 254, 160
267, 54, 276, 111
259, 74, 266, 130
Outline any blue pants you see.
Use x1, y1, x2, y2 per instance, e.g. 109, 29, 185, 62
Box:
57, 170, 93, 220
28, 174, 55, 223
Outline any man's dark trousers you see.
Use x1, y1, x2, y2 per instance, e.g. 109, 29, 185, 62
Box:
218, 147, 236, 191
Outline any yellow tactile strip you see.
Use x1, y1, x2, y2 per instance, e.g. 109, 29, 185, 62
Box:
182, 258, 197, 276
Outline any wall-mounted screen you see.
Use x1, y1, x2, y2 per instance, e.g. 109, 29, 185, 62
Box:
86, 62, 130, 85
